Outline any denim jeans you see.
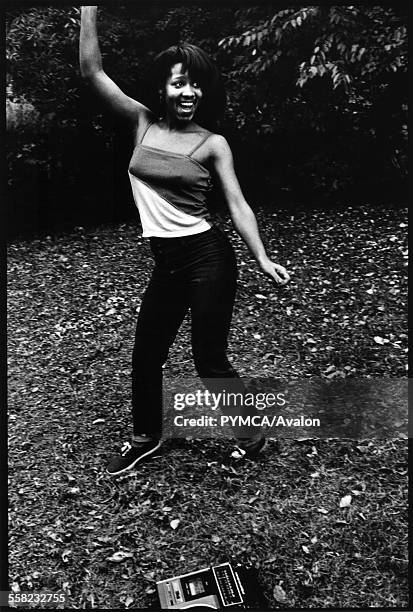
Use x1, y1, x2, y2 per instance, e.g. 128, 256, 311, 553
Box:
131, 225, 244, 437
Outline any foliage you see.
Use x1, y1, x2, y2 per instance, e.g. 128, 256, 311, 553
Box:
218, 5, 407, 193
6, 7, 81, 123
6, 97, 41, 131
219, 6, 407, 90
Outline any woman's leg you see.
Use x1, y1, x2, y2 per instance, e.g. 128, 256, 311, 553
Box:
131, 269, 189, 438
107, 267, 189, 475
190, 259, 238, 379
189, 229, 264, 449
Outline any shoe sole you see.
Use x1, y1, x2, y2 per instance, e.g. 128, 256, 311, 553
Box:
106, 441, 162, 476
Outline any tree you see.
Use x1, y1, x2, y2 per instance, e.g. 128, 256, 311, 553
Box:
218, 5, 407, 194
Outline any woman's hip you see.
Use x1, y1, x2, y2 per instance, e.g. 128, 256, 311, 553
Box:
149, 226, 237, 276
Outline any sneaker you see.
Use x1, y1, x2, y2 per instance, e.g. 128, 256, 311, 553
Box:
106, 439, 162, 476
231, 437, 267, 459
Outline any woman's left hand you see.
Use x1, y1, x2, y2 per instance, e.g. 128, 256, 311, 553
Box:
259, 258, 291, 285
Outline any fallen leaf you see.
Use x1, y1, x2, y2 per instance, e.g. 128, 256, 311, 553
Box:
97, 535, 112, 543
170, 519, 180, 530
302, 545, 310, 554
48, 532, 63, 542
125, 596, 134, 608
273, 585, 287, 603
106, 551, 134, 562
339, 494, 352, 508
211, 535, 221, 543
143, 571, 155, 580
61, 549, 72, 563
317, 508, 329, 514
230, 449, 246, 459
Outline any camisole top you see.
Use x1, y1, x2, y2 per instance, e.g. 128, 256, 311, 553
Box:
128, 121, 213, 238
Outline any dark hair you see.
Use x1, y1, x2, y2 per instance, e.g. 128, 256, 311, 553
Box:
145, 43, 226, 130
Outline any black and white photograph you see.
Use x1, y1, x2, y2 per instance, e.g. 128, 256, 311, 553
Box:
6, 2, 408, 609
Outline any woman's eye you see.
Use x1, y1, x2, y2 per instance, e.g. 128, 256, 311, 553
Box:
171, 79, 201, 89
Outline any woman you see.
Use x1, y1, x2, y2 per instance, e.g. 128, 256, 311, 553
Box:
79, 6, 290, 476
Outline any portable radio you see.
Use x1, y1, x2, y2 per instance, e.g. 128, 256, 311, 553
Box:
156, 562, 266, 609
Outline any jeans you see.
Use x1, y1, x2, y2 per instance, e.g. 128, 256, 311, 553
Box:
131, 225, 244, 437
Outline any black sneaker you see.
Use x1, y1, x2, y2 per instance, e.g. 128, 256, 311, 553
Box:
106, 439, 162, 476
231, 436, 267, 459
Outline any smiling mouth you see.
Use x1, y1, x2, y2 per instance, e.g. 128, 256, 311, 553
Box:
178, 101, 196, 111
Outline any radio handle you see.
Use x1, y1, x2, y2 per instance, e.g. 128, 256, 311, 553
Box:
181, 604, 218, 610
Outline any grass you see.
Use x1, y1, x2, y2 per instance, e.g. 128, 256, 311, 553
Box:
8, 204, 408, 609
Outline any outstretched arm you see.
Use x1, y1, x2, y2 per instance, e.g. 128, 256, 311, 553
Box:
79, 6, 151, 123
209, 135, 290, 285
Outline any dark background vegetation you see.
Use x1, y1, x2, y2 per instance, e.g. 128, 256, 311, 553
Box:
6, 4, 408, 238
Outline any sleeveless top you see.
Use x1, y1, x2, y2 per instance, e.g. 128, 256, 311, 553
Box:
128, 120, 213, 238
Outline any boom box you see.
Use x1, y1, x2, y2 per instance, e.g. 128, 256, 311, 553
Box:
156, 562, 266, 609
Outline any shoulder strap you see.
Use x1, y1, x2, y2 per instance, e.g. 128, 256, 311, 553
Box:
139, 120, 154, 144
188, 132, 212, 157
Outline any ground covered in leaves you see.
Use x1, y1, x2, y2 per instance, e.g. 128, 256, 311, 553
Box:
8, 205, 408, 608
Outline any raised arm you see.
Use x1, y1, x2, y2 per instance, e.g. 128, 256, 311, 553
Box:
209, 135, 290, 285
79, 6, 151, 123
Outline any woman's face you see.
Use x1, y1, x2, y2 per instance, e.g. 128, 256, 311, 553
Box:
161, 62, 203, 122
